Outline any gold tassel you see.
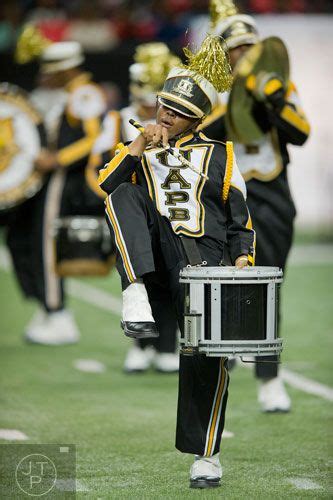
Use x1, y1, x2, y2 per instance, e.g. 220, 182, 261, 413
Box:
183, 35, 233, 93
210, 0, 239, 29
15, 25, 51, 64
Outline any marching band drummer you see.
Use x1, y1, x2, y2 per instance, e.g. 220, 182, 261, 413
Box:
98, 35, 256, 489
200, 0, 310, 412
7, 36, 108, 345
87, 43, 181, 373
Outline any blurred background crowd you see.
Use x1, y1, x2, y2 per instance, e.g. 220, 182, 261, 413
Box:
1, 0, 332, 56
1, 0, 332, 102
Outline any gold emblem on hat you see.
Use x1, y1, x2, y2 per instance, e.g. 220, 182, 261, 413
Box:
174, 79, 194, 98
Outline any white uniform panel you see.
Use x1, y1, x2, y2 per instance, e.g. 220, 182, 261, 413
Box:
144, 145, 212, 233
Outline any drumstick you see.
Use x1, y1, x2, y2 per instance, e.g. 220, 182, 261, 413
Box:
129, 119, 209, 180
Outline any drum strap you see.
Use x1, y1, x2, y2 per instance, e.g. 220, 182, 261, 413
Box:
180, 236, 203, 266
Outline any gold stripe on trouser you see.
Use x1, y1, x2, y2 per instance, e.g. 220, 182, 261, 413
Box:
204, 359, 228, 457
105, 195, 136, 283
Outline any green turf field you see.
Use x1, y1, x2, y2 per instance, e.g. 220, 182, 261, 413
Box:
0, 251, 332, 498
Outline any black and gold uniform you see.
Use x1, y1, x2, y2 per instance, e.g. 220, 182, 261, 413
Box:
203, 86, 309, 379
205, 0, 310, 381
7, 72, 107, 312
202, 80, 310, 272
98, 130, 255, 454
87, 106, 180, 358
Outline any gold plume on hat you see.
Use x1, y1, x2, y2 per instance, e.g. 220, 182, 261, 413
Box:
133, 43, 181, 90
210, 0, 238, 29
15, 25, 51, 64
183, 34, 232, 93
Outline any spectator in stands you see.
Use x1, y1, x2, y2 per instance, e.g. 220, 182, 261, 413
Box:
64, 0, 119, 52
0, 1, 23, 52
26, 0, 68, 42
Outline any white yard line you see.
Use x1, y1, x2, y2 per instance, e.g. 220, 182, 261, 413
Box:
280, 368, 333, 402
0, 246, 121, 314
241, 360, 333, 403
0, 429, 28, 441
287, 477, 322, 490
68, 280, 121, 315
1, 245, 332, 403
288, 243, 333, 265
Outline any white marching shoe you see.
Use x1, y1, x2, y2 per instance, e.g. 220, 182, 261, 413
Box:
123, 345, 155, 373
190, 453, 222, 489
25, 309, 80, 345
25, 307, 46, 332
121, 281, 158, 339
153, 352, 179, 373
258, 376, 291, 413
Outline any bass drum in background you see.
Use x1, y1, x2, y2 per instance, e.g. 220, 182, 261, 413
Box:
0, 83, 45, 212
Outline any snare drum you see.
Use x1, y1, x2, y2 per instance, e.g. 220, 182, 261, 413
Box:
180, 266, 283, 357
53, 216, 115, 276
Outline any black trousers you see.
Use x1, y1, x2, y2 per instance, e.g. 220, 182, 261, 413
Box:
138, 288, 178, 353
250, 209, 293, 379
105, 183, 229, 455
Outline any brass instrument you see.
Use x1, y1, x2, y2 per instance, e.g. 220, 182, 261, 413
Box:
226, 37, 289, 144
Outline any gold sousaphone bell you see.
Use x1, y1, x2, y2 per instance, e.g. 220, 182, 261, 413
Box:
226, 36, 289, 144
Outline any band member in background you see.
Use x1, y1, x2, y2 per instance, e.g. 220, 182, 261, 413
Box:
98, 35, 256, 488
201, 0, 310, 412
87, 43, 181, 373
7, 37, 108, 345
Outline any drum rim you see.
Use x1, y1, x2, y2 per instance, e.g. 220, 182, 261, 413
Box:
180, 266, 283, 281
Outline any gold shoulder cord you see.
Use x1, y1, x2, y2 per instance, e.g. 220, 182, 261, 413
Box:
222, 141, 233, 202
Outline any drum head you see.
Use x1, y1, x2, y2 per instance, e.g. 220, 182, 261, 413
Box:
0, 83, 45, 211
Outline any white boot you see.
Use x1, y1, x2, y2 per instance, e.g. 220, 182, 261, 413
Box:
121, 281, 158, 339
25, 309, 80, 345
123, 345, 155, 373
25, 307, 46, 332
190, 453, 222, 489
122, 281, 154, 321
258, 376, 291, 413
153, 352, 179, 373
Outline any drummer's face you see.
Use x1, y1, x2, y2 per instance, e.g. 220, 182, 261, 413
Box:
156, 105, 198, 139
229, 44, 252, 70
